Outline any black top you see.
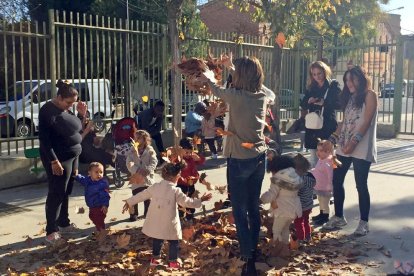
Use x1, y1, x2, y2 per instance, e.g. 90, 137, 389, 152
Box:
300, 80, 341, 149
137, 107, 162, 137
39, 101, 82, 163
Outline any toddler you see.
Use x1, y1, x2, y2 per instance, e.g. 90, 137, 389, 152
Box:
122, 162, 212, 269
75, 162, 110, 234
201, 112, 218, 159
293, 154, 316, 242
126, 130, 158, 221
311, 139, 341, 225
260, 155, 303, 256
177, 137, 205, 220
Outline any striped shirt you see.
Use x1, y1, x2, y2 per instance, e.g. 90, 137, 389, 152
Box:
297, 172, 316, 211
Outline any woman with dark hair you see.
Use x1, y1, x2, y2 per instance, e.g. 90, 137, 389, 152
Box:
322, 66, 378, 236
300, 61, 341, 167
39, 80, 86, 245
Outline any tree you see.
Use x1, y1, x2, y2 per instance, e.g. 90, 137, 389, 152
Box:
27, 0, 95, 21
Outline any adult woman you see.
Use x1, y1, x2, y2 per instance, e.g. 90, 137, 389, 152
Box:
322, 66, 378, 236
300, 61, 341, 167
39, 80, 86, 244
202, 54, 267, 275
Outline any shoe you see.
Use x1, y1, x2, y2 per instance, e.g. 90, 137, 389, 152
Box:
311, 211, 323, 221
168, 260, 180, 269
322, 216, 347, 230
313, 213, 329, 226
211, 153, 218, 159
45, 232, 63, 245
241, 258, 257, 276
353, 220, 369, 236
129, 215, 137, 222
58, 223, 80, 234
150, 257, 162, 266
221, 200, 232, 209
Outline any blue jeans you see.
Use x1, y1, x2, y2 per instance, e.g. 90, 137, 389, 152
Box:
227, 153, 265, 259
153, 239, 179, 261
333, 154, 372, 221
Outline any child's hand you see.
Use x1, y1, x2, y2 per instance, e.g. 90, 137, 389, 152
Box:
271, 200, 278, 210
101, 206, 108, 215
129, 173, 145, 185
137, 168, 149, 177
128, 161, 135, 168
122, 200, 130, 214
200, 192, 212, 202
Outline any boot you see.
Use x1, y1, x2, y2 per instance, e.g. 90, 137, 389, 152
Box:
311, 210, 323, 221
313, 213, 329, 226
241, 258, 257, 276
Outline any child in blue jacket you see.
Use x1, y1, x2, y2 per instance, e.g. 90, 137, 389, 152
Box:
75, 162, 110, 233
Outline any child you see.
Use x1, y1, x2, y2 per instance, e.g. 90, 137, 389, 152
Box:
201, 112, 218, 159
122, 162, 212, 269
177, 137, 205, 220
311, 139, 341, 225
126, 130, 158, 221
75, 162, 110, 234
293, 154, 316, 242
260, 155, 303, 256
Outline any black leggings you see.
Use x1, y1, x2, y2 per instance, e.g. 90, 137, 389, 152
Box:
42, 156, 78, 235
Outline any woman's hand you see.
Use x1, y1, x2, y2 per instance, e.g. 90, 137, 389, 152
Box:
200, 192, 212, 202
51, 160, 64, 176
76, 101, 88, 117
342, 139, 358, 154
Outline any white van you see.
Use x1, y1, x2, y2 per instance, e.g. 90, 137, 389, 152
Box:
0, 79, 113, 137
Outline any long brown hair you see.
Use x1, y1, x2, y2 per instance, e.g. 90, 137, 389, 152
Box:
232, 56, 264, 92
340, 66, 372, 110
306, 61, 332, 90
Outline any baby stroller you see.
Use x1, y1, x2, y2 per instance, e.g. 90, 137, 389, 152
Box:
111, 117, 138, 188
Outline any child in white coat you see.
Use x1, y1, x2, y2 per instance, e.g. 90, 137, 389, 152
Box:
260, 155, 303, 256
122, 161, 212, 269
126, 130, 158, 221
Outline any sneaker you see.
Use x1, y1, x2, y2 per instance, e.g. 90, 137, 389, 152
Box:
129, 215, 138, 222
58, 223, 80, 234
168, 260, 180, 269
322, 216, 347, 230
311, 211, 323, 221
313, 213, 329, 226
211, 153, 218, 159
150, 258, 162, 266
45, 232, 63, 245
353, 220, 369, 236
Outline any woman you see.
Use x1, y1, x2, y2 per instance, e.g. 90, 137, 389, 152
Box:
201, 54, 267, 275
322, 66, 378, 236
300, 61, 341, 167
39, 80, 86, 244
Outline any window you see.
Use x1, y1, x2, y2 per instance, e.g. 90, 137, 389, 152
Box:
36, 83, 53, 103
74, 83, 90, 101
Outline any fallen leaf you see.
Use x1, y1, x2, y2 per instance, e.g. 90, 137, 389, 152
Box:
182, 226, 196, 241
215, 185, 227, 194
75, 206, 85, 214
241, 142, 254, 149
116, 233, 131, 249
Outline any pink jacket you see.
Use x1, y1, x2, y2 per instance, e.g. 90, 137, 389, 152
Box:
201, 117, 216, 138
311, 156, 333, 194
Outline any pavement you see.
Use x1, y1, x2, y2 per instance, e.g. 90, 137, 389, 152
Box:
1, 138, 414, 275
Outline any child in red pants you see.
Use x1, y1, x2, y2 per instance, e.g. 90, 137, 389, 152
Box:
293, 154, 316, 242
75, 162, 110, 233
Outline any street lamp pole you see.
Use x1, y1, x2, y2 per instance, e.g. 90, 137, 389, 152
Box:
383, 6, 404, 13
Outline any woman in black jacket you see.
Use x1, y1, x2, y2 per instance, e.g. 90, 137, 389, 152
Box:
300, 61, 341, 167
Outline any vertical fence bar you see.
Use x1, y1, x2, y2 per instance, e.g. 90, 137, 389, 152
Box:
393, 35, 404, 132
49, 10, 56, 97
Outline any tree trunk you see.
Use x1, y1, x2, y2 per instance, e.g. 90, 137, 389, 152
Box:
167, 0, 184, 146
270, 44, 283, 145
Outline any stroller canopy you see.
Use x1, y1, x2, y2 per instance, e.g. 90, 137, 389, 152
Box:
112, 117, 138, 145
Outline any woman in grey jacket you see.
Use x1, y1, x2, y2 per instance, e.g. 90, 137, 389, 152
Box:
202, 54, 266, 275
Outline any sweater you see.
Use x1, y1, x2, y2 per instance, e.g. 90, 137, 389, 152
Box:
126, 145, 158, 190
312, 157, 334, 196
75, 175, 110, 208
298, 172, 316, 211
177, 155, 205, 187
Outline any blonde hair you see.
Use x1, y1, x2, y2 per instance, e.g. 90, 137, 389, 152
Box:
317, 139, 342, 167
135, 129, 151, 148
306, 61, 332, 90
232, 56, 264, 92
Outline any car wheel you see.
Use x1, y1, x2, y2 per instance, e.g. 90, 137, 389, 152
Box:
16, 120, 33, 137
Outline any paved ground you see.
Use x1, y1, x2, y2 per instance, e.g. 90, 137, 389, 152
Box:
0, 138, 414, 274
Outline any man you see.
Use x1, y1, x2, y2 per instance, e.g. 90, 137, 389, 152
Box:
136, 100, 165, 162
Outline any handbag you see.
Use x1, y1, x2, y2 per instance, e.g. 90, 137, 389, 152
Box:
305, 87, 329, 130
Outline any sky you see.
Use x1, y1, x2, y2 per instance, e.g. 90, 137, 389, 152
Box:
381, 0, 414, 35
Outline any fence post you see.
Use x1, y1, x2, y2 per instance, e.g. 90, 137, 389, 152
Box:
48, 9, 56, 97
393, 36, 404, 132
293, 45, 301, 119
161, 24, 168, 130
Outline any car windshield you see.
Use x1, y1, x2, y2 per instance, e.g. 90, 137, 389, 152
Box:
0, 82, 38, 101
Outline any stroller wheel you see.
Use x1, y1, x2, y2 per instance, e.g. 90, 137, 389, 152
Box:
112, 171, 125, 188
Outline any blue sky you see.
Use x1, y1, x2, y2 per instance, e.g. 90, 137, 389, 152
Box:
381, 0, 414, 35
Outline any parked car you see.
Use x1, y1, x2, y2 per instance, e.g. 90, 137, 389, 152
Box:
0, 79, 113, 137
380, 83, 405, 98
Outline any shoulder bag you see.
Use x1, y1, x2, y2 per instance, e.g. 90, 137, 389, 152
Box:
305, 87, 329, 130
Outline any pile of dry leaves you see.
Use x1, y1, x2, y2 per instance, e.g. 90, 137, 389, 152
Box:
2, 208, 388, 275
